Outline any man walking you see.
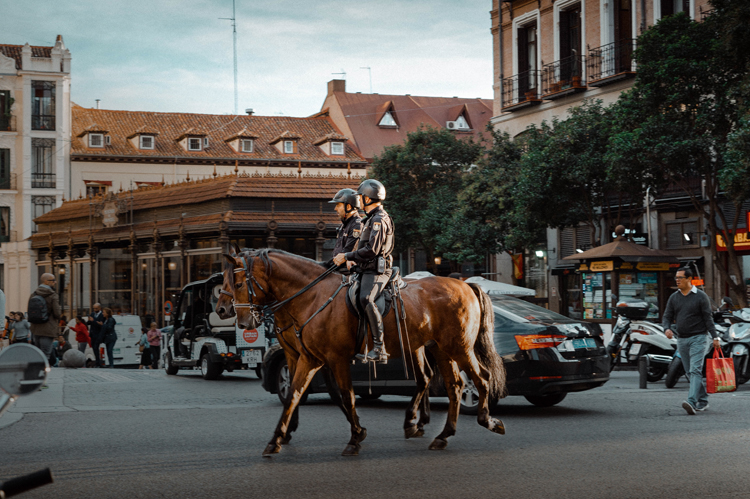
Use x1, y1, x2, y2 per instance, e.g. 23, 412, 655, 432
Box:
29, 273, 62, 363
87, 303, 105, 367
663, 268, 721, 415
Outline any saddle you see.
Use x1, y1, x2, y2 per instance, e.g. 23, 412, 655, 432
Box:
345, 267, 406, 355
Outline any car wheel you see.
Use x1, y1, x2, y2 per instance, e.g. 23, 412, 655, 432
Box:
200, 353, 223, 380
164, 352, 178, 375
524, 392, 567, 407
275, 360, 308, 405
458, 370, 497, 415
255, 365, 263, 379
664, 357, 684, 389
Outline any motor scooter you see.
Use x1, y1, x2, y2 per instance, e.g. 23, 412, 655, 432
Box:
606, 296, 676, 382
0, 343, 55, 497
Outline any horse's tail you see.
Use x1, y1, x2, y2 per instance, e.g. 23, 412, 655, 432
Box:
468, 283, 507, 400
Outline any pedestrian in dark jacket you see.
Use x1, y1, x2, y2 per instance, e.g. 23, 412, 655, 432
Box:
87, 303, 105, 367
29, 273, 62, 361
101, 308, 117, 368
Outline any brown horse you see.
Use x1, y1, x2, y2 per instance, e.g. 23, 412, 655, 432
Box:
220, 247, 506, 456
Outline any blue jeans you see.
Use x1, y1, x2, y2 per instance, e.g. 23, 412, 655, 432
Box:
677, 334, 711, 409
104, 339, 116, 367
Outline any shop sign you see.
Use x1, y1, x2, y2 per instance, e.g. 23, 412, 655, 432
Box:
636, 262, 669, 271
589, 261, 614, 271
102, 201, 119, 228
611, 228, 648, 246
716, 228, 750, 252
578, 263, 589, 271
618, 262, 634, 270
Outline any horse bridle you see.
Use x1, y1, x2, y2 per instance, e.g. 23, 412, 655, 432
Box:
221, 254, 268, 325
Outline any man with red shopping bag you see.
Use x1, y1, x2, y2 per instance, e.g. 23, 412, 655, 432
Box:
663, 268, 722, 415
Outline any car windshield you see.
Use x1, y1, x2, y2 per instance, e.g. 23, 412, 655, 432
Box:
490, 296, 571, 323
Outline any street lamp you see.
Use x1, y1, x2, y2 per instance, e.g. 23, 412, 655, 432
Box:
434, 256, 442, 266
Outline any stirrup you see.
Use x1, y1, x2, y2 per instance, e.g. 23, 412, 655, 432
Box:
365, 347, 388, 364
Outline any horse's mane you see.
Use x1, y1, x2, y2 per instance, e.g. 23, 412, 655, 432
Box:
244, 248, 325, 277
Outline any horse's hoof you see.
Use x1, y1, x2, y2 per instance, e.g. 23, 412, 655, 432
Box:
342, 444, 360, 456
404, 425, 420, 439
428, 438, 448, 450
262, 443, 281, 457
281, 434, 292, 445
490, 418, 506, 435
356, 428, 367, 443
415, 427, 425, 437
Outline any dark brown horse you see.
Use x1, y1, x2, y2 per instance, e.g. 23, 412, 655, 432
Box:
220, 247, 506, 456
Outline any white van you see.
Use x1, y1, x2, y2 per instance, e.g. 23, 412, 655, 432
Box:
71, 315, 144, 367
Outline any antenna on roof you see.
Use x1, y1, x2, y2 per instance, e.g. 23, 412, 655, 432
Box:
360, 67, 372, 93
332, 69, 346, 80
219, 0, 239, 114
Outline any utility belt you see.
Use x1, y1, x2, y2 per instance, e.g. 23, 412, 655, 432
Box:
358, 255, 393, 274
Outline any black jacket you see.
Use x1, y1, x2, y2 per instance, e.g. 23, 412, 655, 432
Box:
345, 206, 394, 272
332, 213, 362, 258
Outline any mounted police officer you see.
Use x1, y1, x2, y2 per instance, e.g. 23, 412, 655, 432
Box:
333, 179, 394, 363
326, 188, 362, 270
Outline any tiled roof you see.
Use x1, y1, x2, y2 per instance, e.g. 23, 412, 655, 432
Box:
321, 88, 494, 160
34, 173, 361, 224
0, 44, 53, 70
313, 132, 349, 146
71, 106, 366, 164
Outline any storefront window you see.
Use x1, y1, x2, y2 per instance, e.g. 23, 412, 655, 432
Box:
137, 258, 156, 324
75, 261, 91, 316
618, 272, 659, 318
190, 253, 222, 281
98, 248, 132, 314
164, 256, 182, 318
582, 272, 612, 319
564, 273, 583, 319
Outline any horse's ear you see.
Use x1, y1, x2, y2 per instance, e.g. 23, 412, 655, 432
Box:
231, 243, 241, 256
223, 254, 236, 267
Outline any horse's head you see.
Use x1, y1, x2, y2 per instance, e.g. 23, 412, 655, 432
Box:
220, 247, 273, 329
215, 265, 235, 320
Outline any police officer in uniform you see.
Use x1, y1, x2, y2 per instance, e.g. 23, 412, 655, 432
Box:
333, 179, 394, 363
326, 188, 362, 269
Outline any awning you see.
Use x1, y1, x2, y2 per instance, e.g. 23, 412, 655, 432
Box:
464, 276, 535, 296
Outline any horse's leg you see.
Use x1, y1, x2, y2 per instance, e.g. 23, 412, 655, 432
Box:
263, 354, 322, 457
321, 365, 349, 418
280, 350, 301, 445
458, 353, 505, 435
429, 353, 463, 450
404, 347, 431, 439
328, 358, 367, 456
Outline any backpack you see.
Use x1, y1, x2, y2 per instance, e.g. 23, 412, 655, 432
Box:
27, 294, 50, 324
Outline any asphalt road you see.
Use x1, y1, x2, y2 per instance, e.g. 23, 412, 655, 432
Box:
2, 367, 750, 499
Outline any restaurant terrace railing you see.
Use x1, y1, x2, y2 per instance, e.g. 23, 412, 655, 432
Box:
31, 173, 56, 189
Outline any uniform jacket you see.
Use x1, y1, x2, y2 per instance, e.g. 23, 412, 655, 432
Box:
332, 213, 362, 258
345, 206, 394, 272
29, 285, 62, 338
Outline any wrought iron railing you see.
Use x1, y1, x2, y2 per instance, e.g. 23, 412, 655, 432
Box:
587, 39, 636, 83
31, 115, 56, 131
542, 54, 586, 96
501, 70, 542, 109
0, 173, 17, 190
0, 115, 16, 132
31, 173, 56, 188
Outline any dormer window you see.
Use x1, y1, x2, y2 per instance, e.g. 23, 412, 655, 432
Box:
331, 142, 344, 155
140, 135, 154, 149
446, 115, 470, 130
89, 133, 104, 148
188, 138, 202, 151
284, 141, 294, 154
241, 139, 253, 152
379, 112, 397, 127
270, 131, 300, 154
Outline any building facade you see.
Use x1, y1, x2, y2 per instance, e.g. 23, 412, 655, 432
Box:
0, 36, 71, 312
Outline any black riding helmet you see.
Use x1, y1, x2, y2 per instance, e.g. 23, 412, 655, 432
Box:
328, 188, 361, 211
357, 179, 386, 206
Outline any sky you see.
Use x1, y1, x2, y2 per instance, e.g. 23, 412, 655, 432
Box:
0, 0, 494, 117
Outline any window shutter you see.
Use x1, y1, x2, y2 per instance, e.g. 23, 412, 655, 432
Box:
560, 228, 575, 258
518, 27, 529, 74
575, 225, 592, 250
666, 223, 681, 248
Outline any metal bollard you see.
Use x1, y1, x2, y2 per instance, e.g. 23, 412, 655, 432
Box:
638, 355, 649, 389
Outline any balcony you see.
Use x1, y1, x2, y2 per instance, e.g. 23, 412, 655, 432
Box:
31, 173, 56, 188
501, 70, 542, 111
542, 55, 587, 100
0, 115, 16, 132
587, 39, 636, 87
0, 174, 17, 190
31, 115, 56, 131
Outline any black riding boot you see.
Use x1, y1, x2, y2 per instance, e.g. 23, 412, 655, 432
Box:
365, 303, 388, 364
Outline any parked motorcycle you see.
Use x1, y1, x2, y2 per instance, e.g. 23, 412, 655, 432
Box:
606, 296, 676, 382
0, 343, 55, 497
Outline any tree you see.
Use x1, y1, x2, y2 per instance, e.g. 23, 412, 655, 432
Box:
607, 9, 750, 306
370, 126, 482, 272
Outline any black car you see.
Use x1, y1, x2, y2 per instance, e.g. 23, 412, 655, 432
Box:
262, 294, 609, 412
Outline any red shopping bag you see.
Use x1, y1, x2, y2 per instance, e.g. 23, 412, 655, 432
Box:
706, 348, 736, 393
